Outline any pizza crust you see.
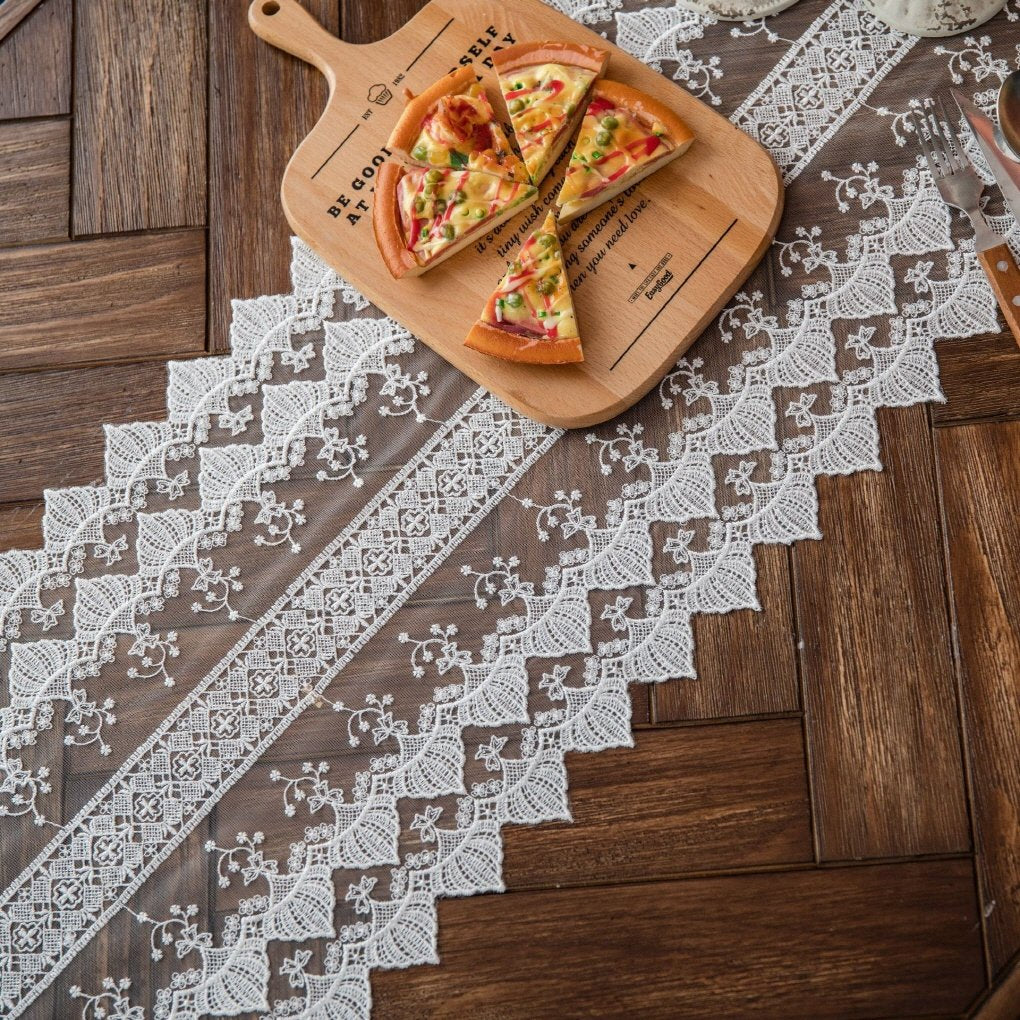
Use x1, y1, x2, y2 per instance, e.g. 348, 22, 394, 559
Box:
592, 80, 695, 153
372, 162, 421, 279
464, 320, 584, 365
386, 65, 478, 162
493, 40, 609, 78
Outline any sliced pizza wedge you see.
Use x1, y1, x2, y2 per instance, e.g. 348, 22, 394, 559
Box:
387, 66, 529, 183
494, 41, 609, 186
464, 210, 581, 364
373, 162, 537, 279
556, 80, 694, 221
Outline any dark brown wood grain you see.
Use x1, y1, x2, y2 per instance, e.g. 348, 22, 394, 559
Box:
207, 0, 339, 349
341, 0, 431, 44
0, 0, 71, 119
1, 0, 1019, 1013
973, 956, 1020, 1018
938, 421, 1020, 978
0, 230, 205, 371
0, 117, 69, 245
503, 719, 812, 888
934, 331, 1020, 425
372, 859, 985, 1019
72, 0, 207, 235
0, 0, 47, 42
655, 545, 800, 721
0, 360, 169, 502
0, 500, 43, 551
793, 404, 970, 860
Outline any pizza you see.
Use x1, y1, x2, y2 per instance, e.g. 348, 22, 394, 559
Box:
464, 210, 581, 364
556, 80, 694, 221
494, 41, 609, 185
373, 163, 537, 279
373, 41, 698, 363
386, 66, 529, 184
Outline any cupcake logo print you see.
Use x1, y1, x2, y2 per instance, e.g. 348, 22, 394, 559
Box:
368, 83, 393, 106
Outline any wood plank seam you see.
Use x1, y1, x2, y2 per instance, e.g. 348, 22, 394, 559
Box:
204, 0, 213, 354
0, 350, 209, 378
785, 542, 823, 865
925, 403, 989, 985
0, 0, 46, 44
968, 946, 1020, 1016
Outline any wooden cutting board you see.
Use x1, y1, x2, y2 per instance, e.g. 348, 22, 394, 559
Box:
248, 0, 783, 428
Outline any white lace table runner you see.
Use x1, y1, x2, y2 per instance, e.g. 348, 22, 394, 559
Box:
0, 2, 1017, 1017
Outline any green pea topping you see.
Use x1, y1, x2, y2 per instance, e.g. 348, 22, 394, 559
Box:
514, 81, 524, 90
412, 144, 429, 161
435, 198, 447, 213
596, 130, 612, 147
509, 98, 525, 115
475, 209, 485, 219
601, 115, 619, 130
425, 168, 442, 183
442, 223, 456, 241
536, 278, 555, 295
450, 189, 467, 203
507, 292, 524, 308
414, 197, 426, 214
538, 233, 556, 248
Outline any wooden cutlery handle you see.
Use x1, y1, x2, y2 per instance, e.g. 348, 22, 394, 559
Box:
977, 243, 1020, 351
248, 0, 349, 88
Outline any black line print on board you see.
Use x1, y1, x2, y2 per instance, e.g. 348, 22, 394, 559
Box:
610, 218, 739, 372
405, 17, 455, 73
311, 125, 361, 180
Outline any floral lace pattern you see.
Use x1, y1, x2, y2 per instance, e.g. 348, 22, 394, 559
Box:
0, 2, 1017, 1018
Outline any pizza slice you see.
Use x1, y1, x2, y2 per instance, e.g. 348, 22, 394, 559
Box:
387, 66, 529, 183
373, 163, 537, 279
464, 210, 581, 364
494, 41, 609, 186
556, 80, 694, 221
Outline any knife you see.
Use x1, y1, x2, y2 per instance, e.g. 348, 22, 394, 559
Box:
953, 89, 1020, 227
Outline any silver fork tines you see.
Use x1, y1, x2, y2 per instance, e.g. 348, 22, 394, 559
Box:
910, 99, 998, 251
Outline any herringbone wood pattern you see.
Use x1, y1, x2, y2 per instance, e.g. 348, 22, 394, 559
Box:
0, 2, 1017, 1016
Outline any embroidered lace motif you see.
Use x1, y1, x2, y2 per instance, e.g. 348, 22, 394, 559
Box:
0, 3, 1015, 1018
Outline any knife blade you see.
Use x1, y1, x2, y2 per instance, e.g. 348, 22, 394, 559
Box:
953, 90, 1020, 226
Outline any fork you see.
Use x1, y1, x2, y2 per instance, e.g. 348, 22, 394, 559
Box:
911, 97, 1020, 348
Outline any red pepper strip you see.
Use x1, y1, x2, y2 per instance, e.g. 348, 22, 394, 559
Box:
527, 118, 554, 134
545, 79, 564, 97
590, 149, 623, 168
580, 167, 627, 199
583, 162, 628, 197
504, 85, 543, 100
587, 97, 613, 117
625, 135, 664, 159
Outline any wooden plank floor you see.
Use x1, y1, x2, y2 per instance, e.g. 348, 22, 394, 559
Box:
1, 2, 1018, 1017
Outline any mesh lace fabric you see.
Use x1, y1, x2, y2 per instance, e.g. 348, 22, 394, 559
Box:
0, 1, 1017, 1017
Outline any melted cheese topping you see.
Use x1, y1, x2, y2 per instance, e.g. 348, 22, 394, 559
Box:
482, 211, 577, 340
557, 94, 675, 217
408, 83, 528, 183
397, 167, 536, 266
500, 63, 596, 182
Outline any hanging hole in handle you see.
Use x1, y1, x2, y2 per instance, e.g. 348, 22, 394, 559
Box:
262, 1, 280, 14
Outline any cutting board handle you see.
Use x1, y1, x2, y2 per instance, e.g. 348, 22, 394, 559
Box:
248, 0, 350, 88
